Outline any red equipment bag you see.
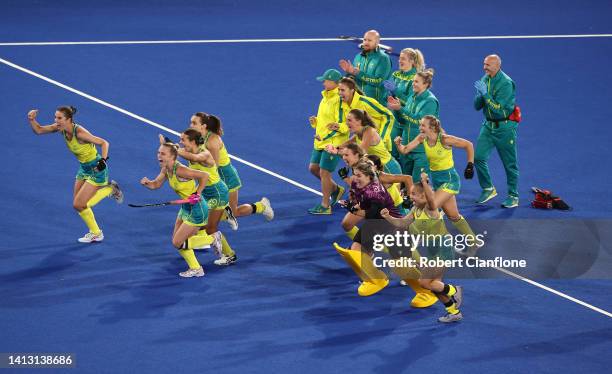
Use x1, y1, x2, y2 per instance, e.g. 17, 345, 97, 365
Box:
531, 187, 571, 210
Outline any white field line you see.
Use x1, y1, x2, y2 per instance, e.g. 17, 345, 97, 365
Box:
1, 34, 612, 46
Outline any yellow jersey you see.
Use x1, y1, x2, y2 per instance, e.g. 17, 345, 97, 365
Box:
357, 129, 392, 166
424, 133, 454, 171
167, 162, 197, 199
63, 124, 98, 163
204, 132, 230, 167
187, 145, 221, 186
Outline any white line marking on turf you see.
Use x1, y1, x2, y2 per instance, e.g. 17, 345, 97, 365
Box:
1, 34, 611, 46
0, 56, 322, 196
494, 267, 612, 318
2, 56, 609, 318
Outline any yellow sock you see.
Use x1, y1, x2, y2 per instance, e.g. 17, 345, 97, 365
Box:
178, 248, 200, 269
445, 301, 460, 315
221, 234, 235, 257
451, 215, 476, 237
78, 208, 101, 234
345, 226, 359, 240
188, 234, 214, 248
254, 201, 264, 214
445, 284, 457, 297
87, 186, 112, 208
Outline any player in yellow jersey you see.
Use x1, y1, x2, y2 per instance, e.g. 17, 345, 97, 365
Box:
189, 113, 273, 229
140, 143, 209, 278
178, 129, 237, 266
381, 181, 464, 323
27, 107, 123, 243
395, 115, 478, 255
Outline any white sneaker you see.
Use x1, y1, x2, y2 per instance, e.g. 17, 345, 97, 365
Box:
78, 231, 104, 243
110, 180, 124, 204
179, 267, 205, 278
224, 206, 238, 231
211, 232, 223, 257
260, 197, 274, 221
214, 254, 237, 266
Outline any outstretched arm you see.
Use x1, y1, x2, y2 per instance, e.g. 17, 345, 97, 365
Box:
27, 109, 59, 135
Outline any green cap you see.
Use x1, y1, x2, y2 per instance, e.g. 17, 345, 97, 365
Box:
316, 68, 343, 82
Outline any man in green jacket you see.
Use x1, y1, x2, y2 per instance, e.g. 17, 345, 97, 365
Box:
473, 54, 519, 208
339, 30, 391, 105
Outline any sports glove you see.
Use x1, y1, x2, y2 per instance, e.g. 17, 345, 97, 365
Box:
338, 167, 349, 179
464, 162, 474, 179
94, 157, 107, 172
188, 193, 201, 205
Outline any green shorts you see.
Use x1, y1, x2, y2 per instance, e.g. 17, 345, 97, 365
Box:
383, 157, 402, 175
400, 152, 430, 182
76, 156, 108, 186
431, 167, 461, 195
310, 149, 341, 172
218, 163, 242, 192
203, 181, 230, 211
178, 200, 208, 227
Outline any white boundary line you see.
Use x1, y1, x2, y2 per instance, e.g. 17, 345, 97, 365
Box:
1, 34, 612, 46
495, 267, 612, 318
1, 56, 609, 319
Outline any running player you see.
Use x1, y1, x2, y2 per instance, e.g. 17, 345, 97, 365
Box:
395, 115, 477, 251
332, 160, 437, 307
140, 142, 209, 278
381, 181, 464, 323
189, 113, 273, 228
27, 107, 123, 243
178, 129, 237, 266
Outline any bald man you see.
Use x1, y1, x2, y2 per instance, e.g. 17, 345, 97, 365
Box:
339, 30, 392, 105
473, 55, 519, 208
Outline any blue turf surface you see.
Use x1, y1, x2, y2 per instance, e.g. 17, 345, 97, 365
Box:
1, 1, 611, 373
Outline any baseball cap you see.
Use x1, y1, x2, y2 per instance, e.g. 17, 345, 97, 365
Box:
316, 69, 343, 82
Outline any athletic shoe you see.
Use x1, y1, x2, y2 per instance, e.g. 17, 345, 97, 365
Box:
214, 254, 237, 266
476, 187, 497, 204
357, 279, 389, 297
224, 206, 239, 231
308, 204, 331, 215
110, 180, 124, 204
438, 312, 463, 323
501, 196, 519, 208
330, 185, 345, 205
410, 292, 438, 308
260, 197, 274, 221
211, 232, 223, 257
453, 285, 463, 308
78, 231, 104, 243
179, 267, 205, 278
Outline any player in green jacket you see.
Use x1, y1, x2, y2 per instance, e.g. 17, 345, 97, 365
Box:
387, 69, 438, 183
473, 54, 519, 208
382, 48, 426, 161
339, 30, 392, 105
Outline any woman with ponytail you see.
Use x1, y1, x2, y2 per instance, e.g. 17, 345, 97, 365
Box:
189, 113, 274, 228
176, 128, 237, 266
382, 48, 426, 161
27, 106, 123, 243
395, 115, 478, 256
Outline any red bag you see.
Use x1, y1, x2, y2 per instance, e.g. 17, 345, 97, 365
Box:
508, 105, 522, 123
531, 190, 553, 209
531, 187, 571, 210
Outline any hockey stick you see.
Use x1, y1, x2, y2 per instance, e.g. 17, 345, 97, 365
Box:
338, 35, 399, 57
128, 198, 190, 208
